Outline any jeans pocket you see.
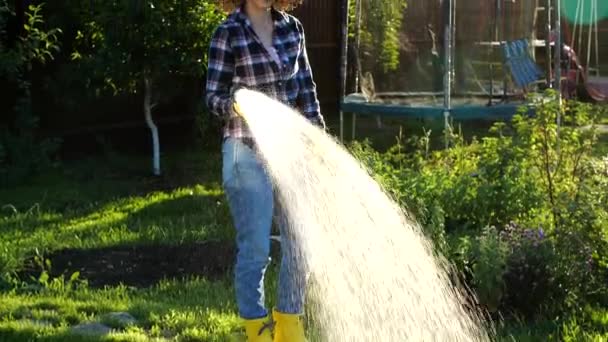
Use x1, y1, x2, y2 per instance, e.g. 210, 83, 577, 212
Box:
222, 138, 241, 187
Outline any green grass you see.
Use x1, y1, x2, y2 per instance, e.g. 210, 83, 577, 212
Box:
0, 278, 241, 341
1, 132, 607, 340
0, 148, 287, 340
0, 150, 233, 277
1, 185, 230, 270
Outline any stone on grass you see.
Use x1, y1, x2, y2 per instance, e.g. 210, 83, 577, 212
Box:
71, 322, 112, 336
104, 312, 137, 328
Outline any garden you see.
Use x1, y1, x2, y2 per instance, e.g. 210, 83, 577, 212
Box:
2, 1, 608, 341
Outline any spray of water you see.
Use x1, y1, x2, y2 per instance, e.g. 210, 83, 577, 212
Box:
234, 89, 493, 341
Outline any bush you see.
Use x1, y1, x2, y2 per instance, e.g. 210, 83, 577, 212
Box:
449, 222, 558, 320
0, 2, 62, 185
500, 222, 558, 320
350, 92, 608, 322
467, 225, 509, 314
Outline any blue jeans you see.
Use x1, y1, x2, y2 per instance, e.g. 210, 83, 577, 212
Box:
222, 137, 306, 319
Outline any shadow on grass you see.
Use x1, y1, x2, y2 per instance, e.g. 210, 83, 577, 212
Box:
19, 241, 236, 288
0, 147, 223, 213
0, 328, 102, 342
15, 192, 237, 287
1, 150, 239, 289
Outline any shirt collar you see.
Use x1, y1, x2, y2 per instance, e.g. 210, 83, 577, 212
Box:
233, 5, 288, 28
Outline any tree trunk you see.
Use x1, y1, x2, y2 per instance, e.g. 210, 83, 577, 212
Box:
144, 77, 160, 176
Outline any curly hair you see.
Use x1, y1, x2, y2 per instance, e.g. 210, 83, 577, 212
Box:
218, 0, 304, 13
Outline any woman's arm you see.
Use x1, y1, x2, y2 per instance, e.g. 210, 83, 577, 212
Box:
295, 22, 326, 129
206, 25, 237, 120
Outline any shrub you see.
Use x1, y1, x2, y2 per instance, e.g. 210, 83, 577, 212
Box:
468, 226, 509, 314
350, 92, 608, 321
450, 222, 558, 319
0, 2, 62, 185
500, 222, 558, 320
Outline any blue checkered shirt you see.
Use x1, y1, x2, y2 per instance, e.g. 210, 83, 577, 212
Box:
205, 6, 325, 139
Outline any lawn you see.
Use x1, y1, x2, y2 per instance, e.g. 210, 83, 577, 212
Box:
0, 149, 283, 341
1, 126, 606, 341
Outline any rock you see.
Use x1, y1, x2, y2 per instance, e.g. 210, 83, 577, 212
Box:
71, 322, 112, 335
104, 312, 137, 327
162, 329, 176, 339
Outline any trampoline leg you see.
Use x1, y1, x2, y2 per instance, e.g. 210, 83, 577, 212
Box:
340, 110, 344, 142
352, 113, 357, 140
443, 110, 450, 149
376, 115, 383, 129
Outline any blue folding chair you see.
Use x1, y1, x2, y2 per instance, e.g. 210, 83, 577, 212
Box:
502, 39, 544, 91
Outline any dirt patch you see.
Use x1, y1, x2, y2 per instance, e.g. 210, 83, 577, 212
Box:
19, 241, 239, 288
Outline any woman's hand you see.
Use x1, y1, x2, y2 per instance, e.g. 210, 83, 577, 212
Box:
232, 101, 244, 118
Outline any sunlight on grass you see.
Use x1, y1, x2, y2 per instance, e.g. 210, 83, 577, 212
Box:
0, 277, 244, 341
2, 139, 606, 341
0, 151, 245, 340
0, 183, 231, 276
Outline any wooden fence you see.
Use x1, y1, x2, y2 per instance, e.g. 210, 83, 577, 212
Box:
292, 0, 608, 112
291, 0, 342, 112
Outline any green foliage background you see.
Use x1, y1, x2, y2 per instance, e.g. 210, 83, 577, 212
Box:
0, 1, 225, 184
350, 93, 608, 324
0, 1, 62, 185
2, 1, 608, 339
349, 0, 407, 73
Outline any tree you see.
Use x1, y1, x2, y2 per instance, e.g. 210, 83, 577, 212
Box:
354, 0, 407, 73
72, 0, 224, 175
0, 1, 61, 184
347, 0, 407, 96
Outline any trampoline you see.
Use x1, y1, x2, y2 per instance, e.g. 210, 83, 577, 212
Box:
341, 92, 527, 119
338, 0, 568, 142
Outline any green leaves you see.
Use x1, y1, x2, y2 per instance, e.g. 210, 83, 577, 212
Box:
73, 0, 224, 97
350, 93, 608, 320
0, 2, 62, 74
356, 0, 407, 73
0, 1, 63, 186
470, 226, 508, 313
364, 92, 605, 234
20, 4, 62, 65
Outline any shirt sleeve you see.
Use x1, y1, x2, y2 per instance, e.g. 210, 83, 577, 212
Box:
295, 21, 326, 129
205, 25, 237, 120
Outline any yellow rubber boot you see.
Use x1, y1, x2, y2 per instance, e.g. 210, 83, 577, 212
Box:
272, 309, 307, 342
243, 317, 273, 342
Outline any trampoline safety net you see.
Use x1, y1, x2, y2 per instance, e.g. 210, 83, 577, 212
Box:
343, 0, 550, 113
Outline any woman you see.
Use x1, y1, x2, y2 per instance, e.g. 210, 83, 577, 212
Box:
205, 1, 324, 341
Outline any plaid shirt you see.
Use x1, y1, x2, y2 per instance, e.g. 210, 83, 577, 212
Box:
205, 6, 325, 139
